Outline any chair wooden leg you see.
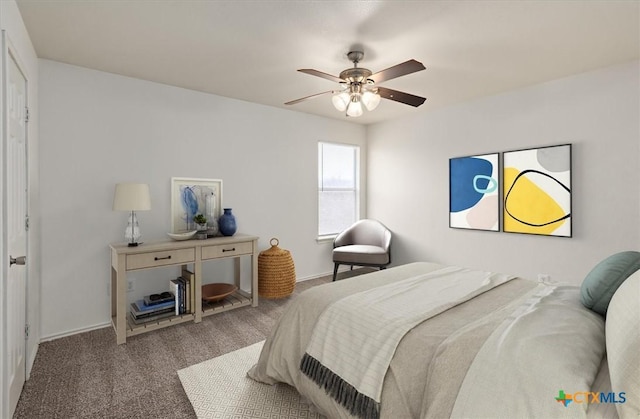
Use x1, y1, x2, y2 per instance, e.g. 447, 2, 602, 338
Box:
333, 263, 339, 281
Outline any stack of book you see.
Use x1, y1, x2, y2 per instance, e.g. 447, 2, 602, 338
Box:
128, 269, 195, 325
170, 269, 195, 315
129, 295, 176, 325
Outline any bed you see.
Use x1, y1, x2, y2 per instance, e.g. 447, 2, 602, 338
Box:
248, 259, 639, 419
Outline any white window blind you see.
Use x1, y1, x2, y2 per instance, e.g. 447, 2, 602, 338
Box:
318, 142, 360, 236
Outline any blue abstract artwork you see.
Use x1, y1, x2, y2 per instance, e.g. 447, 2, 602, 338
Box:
449, 153, 499, 231
180, 186, 200, 227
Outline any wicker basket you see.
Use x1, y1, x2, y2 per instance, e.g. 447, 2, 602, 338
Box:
258, 238, 296, 299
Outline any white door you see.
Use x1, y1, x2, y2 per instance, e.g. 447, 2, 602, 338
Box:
5, 46, 28, 417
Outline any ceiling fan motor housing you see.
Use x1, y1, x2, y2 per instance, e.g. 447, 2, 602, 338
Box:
339, 67, 373, 84
340, 51, 374, 84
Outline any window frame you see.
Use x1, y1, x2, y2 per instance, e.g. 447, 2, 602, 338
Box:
317, 141, 361, 240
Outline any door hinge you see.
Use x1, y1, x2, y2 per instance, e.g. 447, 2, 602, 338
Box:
25, 107, 30, 124
25, 215, 30, 231
24, 324, 30, 339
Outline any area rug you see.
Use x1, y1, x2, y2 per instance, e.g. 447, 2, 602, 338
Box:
178, 340, 324, 418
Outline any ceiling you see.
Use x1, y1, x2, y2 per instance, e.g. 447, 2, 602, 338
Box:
16, 0, 640, 125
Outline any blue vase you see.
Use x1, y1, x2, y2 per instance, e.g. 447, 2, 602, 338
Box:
219, 208, 237, 236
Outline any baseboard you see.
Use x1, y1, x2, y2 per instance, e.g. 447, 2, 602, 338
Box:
296, 266, 372, 282
26, 342, 39, 380
40, 322, 111, 343
296, 271, 333, 282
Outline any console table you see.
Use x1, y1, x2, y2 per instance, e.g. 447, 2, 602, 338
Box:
110, 234, 259, 344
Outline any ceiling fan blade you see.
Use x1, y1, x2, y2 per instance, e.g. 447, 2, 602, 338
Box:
298, 69, 345, 84
377, 87, 426, 107
285, 91, 333, 106
369, 59, 426, 84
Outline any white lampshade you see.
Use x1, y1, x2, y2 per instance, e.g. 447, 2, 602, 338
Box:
346, 99, 363, 117
113, 183, 151, 211
362, 90, 381, 111
332, 91, 350, 112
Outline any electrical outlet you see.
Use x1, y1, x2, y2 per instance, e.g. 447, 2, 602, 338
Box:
127, 279, 134, 292
538, 273, 551, 283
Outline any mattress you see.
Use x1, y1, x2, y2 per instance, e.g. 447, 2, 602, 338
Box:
248, 262, 611, 418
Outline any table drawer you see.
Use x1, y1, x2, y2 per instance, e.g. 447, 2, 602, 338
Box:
126, 248, 195, 270
201, 241, 253, 260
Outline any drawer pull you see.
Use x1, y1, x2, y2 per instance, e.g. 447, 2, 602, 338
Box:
154, 255, 172, 261
222, 247, 236, 252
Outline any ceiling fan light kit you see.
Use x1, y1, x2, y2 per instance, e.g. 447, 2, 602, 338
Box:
286, 50, 427, 118
331, 91, 350, 112
346, 98, 363, 117
361, 90, 381, 110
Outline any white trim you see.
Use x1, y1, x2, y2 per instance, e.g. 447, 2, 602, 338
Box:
296, 265, 365, 282
0, 29, 7, 419
25, 343, 37, 380
316, 234, 336, 244
39, 322, 111, 343
296, 271, 335, 282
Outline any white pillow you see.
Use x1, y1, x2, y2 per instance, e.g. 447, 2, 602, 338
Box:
606, 269, 640, 418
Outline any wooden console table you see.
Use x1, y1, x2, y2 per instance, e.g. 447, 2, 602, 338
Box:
110, 234, 259, 344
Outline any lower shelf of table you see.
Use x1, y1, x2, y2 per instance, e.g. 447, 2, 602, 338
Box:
202, 291, 252, 317
114, 291, 253, 338
120, 312, 195, 337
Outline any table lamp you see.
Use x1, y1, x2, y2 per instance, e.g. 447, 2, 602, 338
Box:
113, 183, 151, 246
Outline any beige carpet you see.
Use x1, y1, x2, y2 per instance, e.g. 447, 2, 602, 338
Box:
178, 341, 324, 418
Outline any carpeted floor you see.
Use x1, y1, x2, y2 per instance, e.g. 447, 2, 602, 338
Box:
13, 268, 372, 418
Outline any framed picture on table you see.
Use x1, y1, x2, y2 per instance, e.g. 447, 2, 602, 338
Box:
170, 177, 222, 233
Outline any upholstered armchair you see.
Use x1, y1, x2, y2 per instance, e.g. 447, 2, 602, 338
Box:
332, 219, 392, 281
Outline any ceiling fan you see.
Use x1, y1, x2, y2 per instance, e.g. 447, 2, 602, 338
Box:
285, 50, 427, 117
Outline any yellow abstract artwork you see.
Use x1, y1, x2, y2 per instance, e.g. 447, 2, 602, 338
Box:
502, 145, 571, 237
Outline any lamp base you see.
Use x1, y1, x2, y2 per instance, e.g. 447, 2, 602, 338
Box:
124, 211, 142, 246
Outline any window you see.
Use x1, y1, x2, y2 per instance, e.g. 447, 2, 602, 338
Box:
318, 142, 360, 237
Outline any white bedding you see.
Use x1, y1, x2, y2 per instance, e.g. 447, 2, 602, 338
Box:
248, 262, 611, 419
451, 285, 606, 418
301, 265, 514, 418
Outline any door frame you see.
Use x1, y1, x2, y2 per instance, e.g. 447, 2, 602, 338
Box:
1, 30, 30, 419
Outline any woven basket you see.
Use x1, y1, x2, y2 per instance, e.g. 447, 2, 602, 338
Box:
258, 238, 296, 299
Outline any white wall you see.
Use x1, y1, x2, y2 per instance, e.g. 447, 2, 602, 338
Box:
38, 59, 366, 339
0, 0, 40, 413
368, 60, 640, 285
36, 57, 640, 338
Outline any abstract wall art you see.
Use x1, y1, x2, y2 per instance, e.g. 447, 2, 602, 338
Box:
449, 153, 500, 231
502, 144, 571, 237
171, 177, 223, 233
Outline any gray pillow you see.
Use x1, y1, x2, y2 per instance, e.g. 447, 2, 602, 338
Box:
580, 251, 640, 315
